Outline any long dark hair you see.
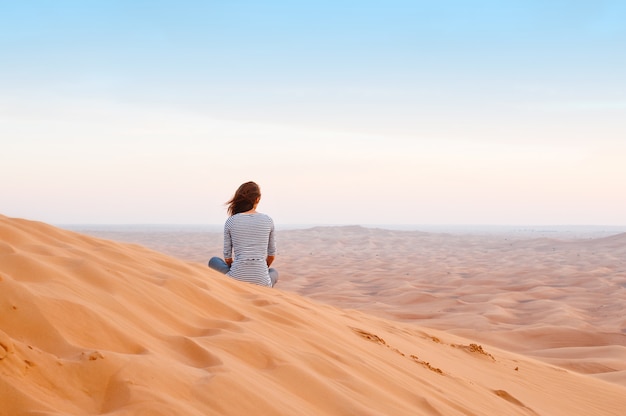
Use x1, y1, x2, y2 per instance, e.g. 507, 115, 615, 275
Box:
227, 181, 261, 216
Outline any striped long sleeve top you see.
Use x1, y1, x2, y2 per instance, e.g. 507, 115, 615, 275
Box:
223, 212, 276, 287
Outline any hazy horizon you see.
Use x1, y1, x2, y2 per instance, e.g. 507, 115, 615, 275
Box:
3, 1, 625, 225
58, 222, 626, 239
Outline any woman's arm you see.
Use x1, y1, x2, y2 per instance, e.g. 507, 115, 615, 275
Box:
223, 220, 233, 265
266, 218, 276, 268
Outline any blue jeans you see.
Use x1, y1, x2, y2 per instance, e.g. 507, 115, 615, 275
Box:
208, 257, 279, 287
208, 257, 231, 274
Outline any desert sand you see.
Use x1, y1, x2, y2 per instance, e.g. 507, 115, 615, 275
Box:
2, 215, 626, 415
79, 223, 626, 387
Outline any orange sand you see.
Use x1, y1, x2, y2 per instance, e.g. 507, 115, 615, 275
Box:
87, 224, 626, 387
1, 215, 625, 415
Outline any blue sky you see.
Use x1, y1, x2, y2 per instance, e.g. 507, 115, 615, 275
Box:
2, 1, 625, 225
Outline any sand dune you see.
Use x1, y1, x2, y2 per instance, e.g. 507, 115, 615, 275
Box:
74, 223, 626, 390
4, 215, 625, 415
278, 226, 626, 387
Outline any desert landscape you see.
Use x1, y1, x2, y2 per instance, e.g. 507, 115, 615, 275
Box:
2, 215, 624, 415
4, 1, 625, 415
73, 223, 626, 389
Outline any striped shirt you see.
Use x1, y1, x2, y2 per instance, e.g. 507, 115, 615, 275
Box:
223, 212, 276, 287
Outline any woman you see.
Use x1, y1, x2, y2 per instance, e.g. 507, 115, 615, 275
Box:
209, 181, 279, 287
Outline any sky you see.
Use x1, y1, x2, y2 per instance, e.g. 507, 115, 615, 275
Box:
1, 0, 625, 226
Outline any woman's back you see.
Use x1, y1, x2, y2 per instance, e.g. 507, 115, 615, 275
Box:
224, 213, 275, 261
224, 212, 276, 286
